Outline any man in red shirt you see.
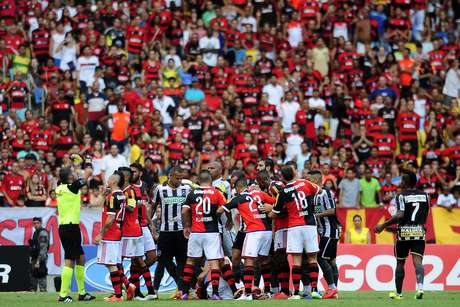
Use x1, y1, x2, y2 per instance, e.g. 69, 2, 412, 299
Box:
270, 165, 322, 299
118, 167, 156, 301
219, 171, 274, 300
2, 162, 25, 206
396, 100, 420, 157
181, 170, 229, 300
94, 172, 135, 302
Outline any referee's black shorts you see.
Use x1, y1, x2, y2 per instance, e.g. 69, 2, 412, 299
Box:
319, 237, 338, 260
394, 239, 425, 260
157, 231, 187, 259
58, 224, 84, 260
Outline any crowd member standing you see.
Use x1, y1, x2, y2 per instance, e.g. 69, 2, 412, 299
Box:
376, 170, 429, 300
309, 170, 341, 299
152, 166, 191, 297
56, 167, 95, 302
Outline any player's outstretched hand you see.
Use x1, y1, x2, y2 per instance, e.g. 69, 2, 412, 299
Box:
374, 224, 384, 234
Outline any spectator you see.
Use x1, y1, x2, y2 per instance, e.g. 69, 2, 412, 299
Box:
436, 186, 456, 212
280, 91, 300, 134
338, 168, 361, 208
345, 215, 371, 244
45, 190, 58, 208
25, 173, 47, 207
359, 167, 382, 208
100, 144, 128, 184
262, 76, 284, 113
2, 162, 25, 207
109, 101, 130, 154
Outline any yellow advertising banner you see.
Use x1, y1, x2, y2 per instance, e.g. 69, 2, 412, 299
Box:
431, 207, 460, 244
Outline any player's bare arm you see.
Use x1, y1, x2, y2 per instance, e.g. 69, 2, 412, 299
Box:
375, 210, 404, 233
95, 214, 115, 245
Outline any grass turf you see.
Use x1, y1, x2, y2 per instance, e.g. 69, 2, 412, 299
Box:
1, 291, 460, 307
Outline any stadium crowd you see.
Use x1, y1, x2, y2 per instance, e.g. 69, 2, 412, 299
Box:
0, 0, 460, 211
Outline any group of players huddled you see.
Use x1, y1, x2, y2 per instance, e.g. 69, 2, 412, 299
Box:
94, 158, 429, 301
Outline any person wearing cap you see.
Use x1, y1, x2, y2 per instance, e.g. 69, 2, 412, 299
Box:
28, 217, 49, 292
17, 139, 40, 160
56, 167, 95, 302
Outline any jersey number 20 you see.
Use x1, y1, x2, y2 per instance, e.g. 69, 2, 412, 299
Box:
196, 196, 211, 214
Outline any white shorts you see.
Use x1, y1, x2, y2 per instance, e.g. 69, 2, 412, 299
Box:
142, 226, 157, 252
242, 231, 272, 258
121, 236, 144, 258
286, 225, 319, 254
187, 232, 224, 260
97, 241, 121, 265
274, 228, 288, 251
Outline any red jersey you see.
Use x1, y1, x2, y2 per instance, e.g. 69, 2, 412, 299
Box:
371, 133, 396, 160
131, 181, 150, 227
272, 179, 321, 228
396, 112, 420, 141
224, 190, 273, 233
2, 173, 24, 206
183, 186, 226, 233
381, 184, 397, 205
417, 175, 439, 205
268, 180, 288, 231
101, 190, 125, 241
122, 185, 143, 237
443, 145, 460, 166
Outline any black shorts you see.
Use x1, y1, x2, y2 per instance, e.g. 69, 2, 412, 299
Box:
232, 231, 246, 251
395, 240, 425, 260
319, 237, 338, 260
58, 224, 84, 260
157, 231, 187, 259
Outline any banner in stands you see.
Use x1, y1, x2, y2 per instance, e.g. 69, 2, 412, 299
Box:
0, 246, 30, 291
0, 208, 100, 275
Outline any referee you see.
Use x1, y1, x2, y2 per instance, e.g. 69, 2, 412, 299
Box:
152, 166, 191, 296
56, 164, 95, 302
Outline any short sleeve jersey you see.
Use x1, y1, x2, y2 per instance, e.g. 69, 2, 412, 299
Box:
101, 190, 125, 241
272, 179, 321, 228
396, 189, 430, 241
121, 185, 143, 237
183, 187, 226, 233
224, 189, 274, 233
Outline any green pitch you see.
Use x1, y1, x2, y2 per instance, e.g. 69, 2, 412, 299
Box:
1, 291, 459, 307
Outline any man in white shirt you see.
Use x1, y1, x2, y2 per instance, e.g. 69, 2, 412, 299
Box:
101, 144, 128, 184
199, 29, 220, 67
238, 6, 257, 32
437, 186, 456, 211
308, 89, 326, 128
152, 87, 176, 135
76, 46, 99, 93
442, 60, 460, 102
280, 91, 300, 133
286, 123, 304, 161
262, 76, 284, 113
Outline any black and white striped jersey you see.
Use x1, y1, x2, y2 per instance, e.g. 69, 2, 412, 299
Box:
153, 183, 191, 232
396, 190, 429, 241
314, 188, 341, 239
